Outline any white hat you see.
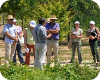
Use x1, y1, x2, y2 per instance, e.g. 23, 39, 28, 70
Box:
30, 20, 36, 27
90, 21, 95, 25
75, 21, 80, 24
13, 19, 17, 22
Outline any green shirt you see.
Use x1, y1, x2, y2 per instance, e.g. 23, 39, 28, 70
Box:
25, 28, 35, 45
71, 28, 83, 42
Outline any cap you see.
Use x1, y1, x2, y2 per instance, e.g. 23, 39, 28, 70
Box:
13, 19, 17, 22
75, 21, 80, 24
90, 21, 95, 25
30, 20, 36, 27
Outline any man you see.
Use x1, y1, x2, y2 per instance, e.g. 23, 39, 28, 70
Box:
32, 17, 52, 69
45, 15, 60, 65
3, 15, 18, 64
24, 20, 36, 65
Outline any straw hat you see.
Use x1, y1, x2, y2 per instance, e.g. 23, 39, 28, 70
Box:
49, 15, 58, 20
6, 15, 14, 20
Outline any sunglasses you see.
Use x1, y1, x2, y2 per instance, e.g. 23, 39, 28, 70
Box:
9, 19, 13, 21
51, 19, 56, 21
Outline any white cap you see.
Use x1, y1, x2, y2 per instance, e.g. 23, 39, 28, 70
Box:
30, 20, 36, 27
13, 19, 17, 22
75, 21, 80, 24
90, 21, 95, 25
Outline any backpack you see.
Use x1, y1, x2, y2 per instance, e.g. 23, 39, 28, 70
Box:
1, 24, 9, 41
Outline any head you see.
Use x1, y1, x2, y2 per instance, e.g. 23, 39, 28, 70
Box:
13, 19, 17, 25
29, 20, 36, 30
39, 17, 46, 26
7, 15, 14, 26
49, 15, 58, 24
75, 21, 80, 28
89, 21, 95, 28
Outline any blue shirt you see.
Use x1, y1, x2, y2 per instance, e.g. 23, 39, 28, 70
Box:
3, 23, 17, 44
45, 23, 60, 39
32, 24, 47, 43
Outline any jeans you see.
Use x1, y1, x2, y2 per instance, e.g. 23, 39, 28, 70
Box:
13, 43, 25, 64
34, 43, 47, 69
89, 41, 99, 62
71, 42, 82, 63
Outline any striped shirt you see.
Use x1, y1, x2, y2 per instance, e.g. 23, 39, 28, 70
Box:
32, 24, 47, 43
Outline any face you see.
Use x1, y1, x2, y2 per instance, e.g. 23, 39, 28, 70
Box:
75, 23, 80, 28
90, 24, 95, 28
50, 19, 56, 24
43, 20, 46, 26
13, 22, 17, 25
30, 26, 34, 30
8, 19, 13, 25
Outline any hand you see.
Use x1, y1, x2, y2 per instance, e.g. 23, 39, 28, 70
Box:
15, 38, 18, 42
19, 34, 23, 38
13, 41, 16, 45
72, 34, 77, 38
89, 35, 94, 40
24, 45, 27, 49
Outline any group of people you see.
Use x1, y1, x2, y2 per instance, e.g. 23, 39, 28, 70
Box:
3, 14, 100, 69
70, 21, 100, 64
3, 15, 60, 69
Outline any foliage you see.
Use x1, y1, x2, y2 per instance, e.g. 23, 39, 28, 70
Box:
33, 0, 72, 41
0, 61, 99, 80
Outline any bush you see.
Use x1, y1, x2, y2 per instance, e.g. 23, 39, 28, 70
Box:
0, 62, 99, 80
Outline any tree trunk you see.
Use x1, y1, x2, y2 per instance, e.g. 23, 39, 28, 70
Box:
22, 16, 23, 31
3, 14, 4, 25
13, 11, 15, 18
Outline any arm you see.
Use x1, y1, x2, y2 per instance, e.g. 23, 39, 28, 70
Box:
45, 33, 52, 39
5, 31, 18, 41
49, 28, 59, 33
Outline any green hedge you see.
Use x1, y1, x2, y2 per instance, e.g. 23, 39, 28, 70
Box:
0, 62, 99, 80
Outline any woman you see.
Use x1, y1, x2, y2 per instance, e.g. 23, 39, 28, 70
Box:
69, 21, 83, 64
88, 21, 99, 63
24, 20, 36, 65
13, 19, 25, 64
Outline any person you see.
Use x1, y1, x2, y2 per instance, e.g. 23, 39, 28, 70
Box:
87, 21, 99, 63
24, 20, 36, 65
13, 19, 25, 65
32, 17, 52, 69
69, 21, 83, 64
45, 15, 60, 65
3, 15, 18, 64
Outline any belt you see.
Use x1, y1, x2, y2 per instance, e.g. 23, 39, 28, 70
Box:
47, 39, 58, 40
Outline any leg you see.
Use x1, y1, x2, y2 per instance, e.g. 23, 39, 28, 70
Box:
94, 41, 99, 62
32, 45, 35, 59
11, 44, 16, 63
17, 44, 25, 64
77, 42, 82, 63
89, 42, 95, 62
34, 43, 39, 68
52, 40, 59, 64
47, 40, 52, 64
5, 43, 11, 64
38, 43, 47, 69
71, 42, 76, 62
13, 44, 17, 63
25, 44, 31, 65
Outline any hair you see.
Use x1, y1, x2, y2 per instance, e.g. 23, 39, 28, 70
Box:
39, 17, 46, 24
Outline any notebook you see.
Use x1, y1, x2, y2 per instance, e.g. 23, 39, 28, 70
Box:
85, 30, 91, 37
